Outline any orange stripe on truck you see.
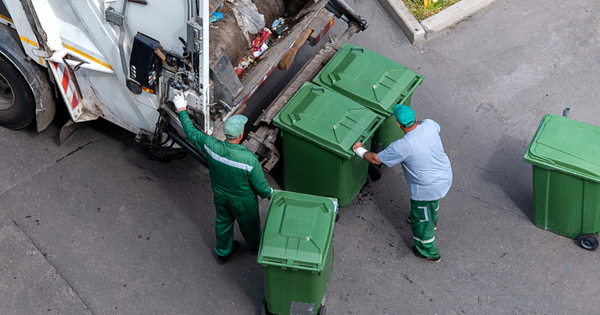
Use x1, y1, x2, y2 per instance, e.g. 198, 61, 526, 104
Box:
0, 13, 13, 23
19, 35, 38, 47
64, 44, 113, 70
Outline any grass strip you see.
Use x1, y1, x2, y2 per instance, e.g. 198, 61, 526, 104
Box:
402, 0, 461, 22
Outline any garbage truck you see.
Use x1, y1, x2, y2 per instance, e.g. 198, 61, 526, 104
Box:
0, 0, 367, 169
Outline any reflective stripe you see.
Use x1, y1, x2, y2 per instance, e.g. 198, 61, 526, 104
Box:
0, 13, 13, 23
413, 236, 435, 244
419, 206, 429, 222
204, 145, 253, 172
63, 43, 113, 70
19, 35, 37, 47
52, 61, 81, 109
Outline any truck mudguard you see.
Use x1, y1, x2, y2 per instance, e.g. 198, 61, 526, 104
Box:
0, 23, 55, 131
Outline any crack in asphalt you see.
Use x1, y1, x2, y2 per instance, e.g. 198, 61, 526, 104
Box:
11, 220, 95, 315
0, 141, 95, 199
56, 141, 94, 163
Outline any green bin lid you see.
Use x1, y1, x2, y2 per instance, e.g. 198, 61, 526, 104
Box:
273, 82, 384, 159
257, 191, 337, 272
313, 43, 424, 116
523, 114, 600, 183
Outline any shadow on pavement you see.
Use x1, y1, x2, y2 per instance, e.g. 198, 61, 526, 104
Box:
482, 134, 533, 220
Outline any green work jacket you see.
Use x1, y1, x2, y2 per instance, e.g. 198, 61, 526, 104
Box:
179, 111, 272, 200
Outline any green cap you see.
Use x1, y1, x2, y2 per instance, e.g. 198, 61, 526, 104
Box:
223, 115, 248, 139
393, 104, 415, 127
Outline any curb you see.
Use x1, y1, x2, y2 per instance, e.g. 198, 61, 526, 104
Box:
377, 0, 499, 44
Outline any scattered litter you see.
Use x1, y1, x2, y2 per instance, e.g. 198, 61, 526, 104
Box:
271, 18, 288, 37
209, 12, 223, 23
235, 28, 273, 77
227, 0, 265, 47
271, 18, 282, 28
234, 67, 245, 78
252, 42, 269, 58
239, 55, 252, 68
252, 28, 271, 50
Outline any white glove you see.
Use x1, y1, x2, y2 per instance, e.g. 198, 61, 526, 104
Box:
173, 93, 187, 112
355, 147, 367, 159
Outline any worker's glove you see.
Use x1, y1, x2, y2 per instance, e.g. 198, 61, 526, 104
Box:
266, 188, 278, 201
173, 93, 187, 112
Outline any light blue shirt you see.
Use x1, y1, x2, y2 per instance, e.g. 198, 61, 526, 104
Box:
378, 119, 453, 201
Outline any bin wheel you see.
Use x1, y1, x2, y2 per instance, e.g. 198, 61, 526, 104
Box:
577, 234, 598, 251
368, 163, 382, 181
317, 304, 326, 315
260, 297, 273, 315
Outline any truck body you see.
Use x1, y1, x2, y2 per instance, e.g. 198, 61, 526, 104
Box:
0, 0, 365, 168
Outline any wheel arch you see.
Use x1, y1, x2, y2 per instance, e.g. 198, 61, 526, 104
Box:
0, 23, 55, 131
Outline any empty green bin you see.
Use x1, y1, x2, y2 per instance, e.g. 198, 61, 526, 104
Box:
313, 43, 424, 150
258, 191, 338, 315
523, 114, 600, 244
273, 82, 383, 207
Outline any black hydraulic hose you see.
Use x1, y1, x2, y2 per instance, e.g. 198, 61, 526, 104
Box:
164, 128, 209, 169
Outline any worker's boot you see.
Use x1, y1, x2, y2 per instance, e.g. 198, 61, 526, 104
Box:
216, 241, 240, 265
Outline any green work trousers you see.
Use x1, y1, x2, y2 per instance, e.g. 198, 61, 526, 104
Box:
214, 194, 261, 257
410, 199, 440, 258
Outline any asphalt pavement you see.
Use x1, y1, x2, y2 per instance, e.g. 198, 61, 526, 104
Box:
2, 0, 600, 314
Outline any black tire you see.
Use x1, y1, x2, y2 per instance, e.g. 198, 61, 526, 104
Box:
368, 163, 382, 181
0, 55, 35, 129
317, 305, 326, 315
577, 234, 598, 251
141, 145, 188, 163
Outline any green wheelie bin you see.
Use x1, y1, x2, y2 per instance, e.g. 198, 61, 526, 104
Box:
312, 43, 424, 151
258, 191, 338, 315
273, 82, 383, 207
523, 114, 600, 250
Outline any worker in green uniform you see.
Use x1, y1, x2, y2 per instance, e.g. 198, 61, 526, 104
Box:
174, 93, 273, 265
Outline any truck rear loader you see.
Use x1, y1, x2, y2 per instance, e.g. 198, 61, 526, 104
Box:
0, 0, 367, 169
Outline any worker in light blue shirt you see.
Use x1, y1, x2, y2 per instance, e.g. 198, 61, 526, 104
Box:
352, 105, 452, 263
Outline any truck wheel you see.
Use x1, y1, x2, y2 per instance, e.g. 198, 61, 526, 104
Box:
577, 234, 598, 251
141, 144, 188, 163
0, 55, 35, 129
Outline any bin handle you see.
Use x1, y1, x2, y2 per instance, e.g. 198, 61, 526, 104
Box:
530, 154, 556, 167
289, 113, 301, 124
398, 75, 424, 104
311, 86, 326, 94
327, 73, 341, 84
357, 116, 382, 143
